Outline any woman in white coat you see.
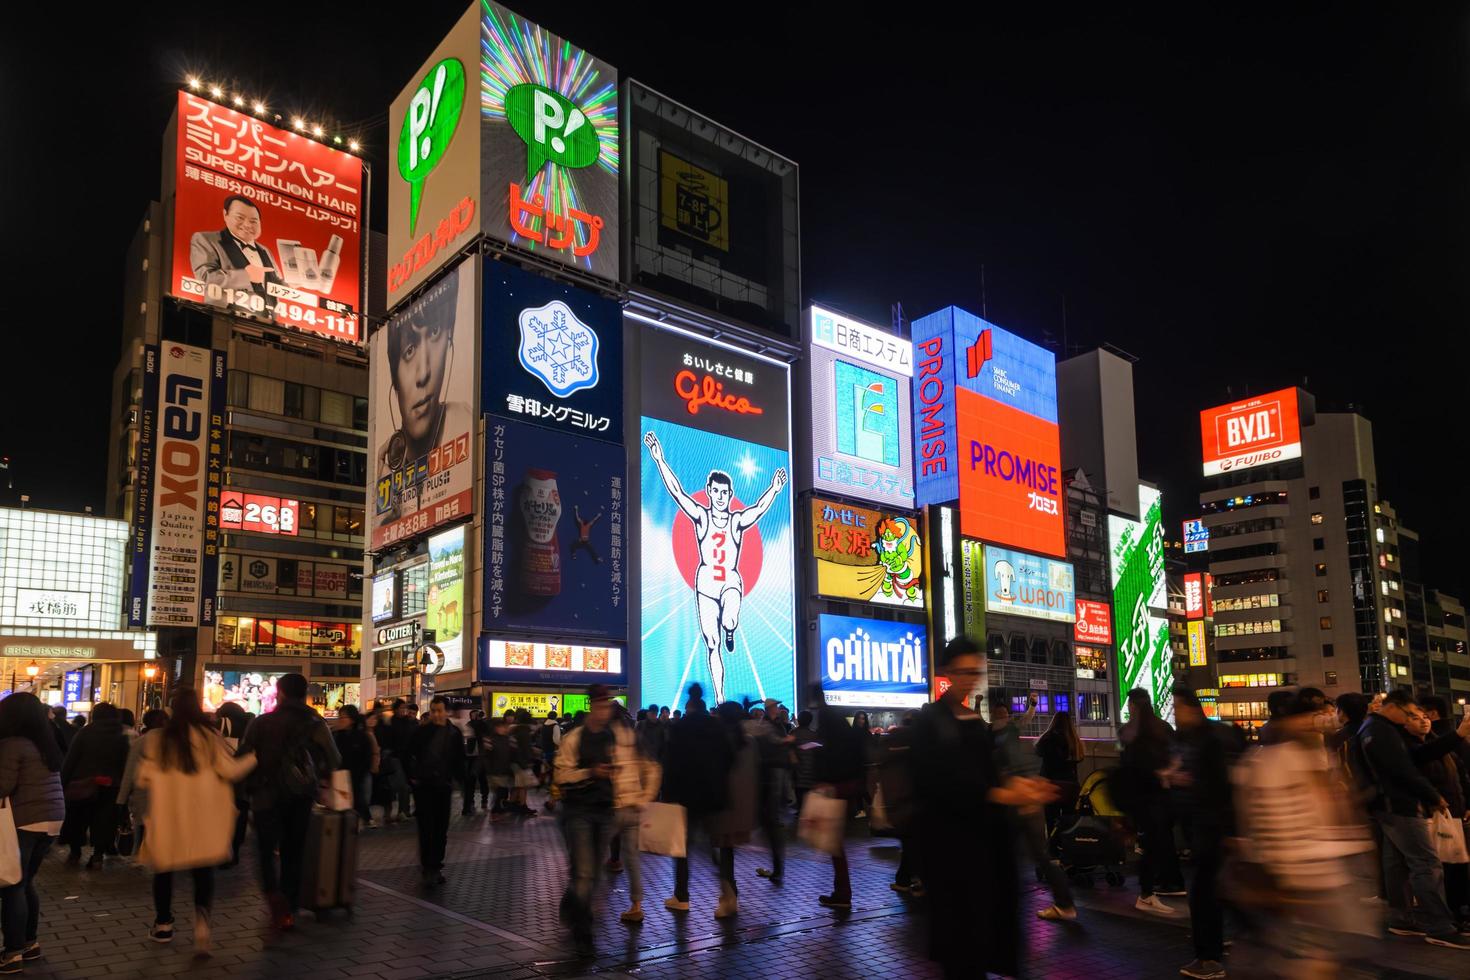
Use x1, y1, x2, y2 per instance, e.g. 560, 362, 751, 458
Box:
119, 689, 255, 955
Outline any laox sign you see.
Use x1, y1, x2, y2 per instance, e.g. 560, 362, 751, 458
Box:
160, 373, 205, 512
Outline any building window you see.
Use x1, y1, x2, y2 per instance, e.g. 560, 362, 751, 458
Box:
1325, 671, 1338, 686
1313, 537, 1325, 551
1311, 513, 1324, 525
1078, 692, 1109, 723
1315, 563, 1327, 577
1309, 486, 1320, 500
283, 382, 305, 419
1319, 616, 1332, 630
1317, 590, 1329, 603
1219, 673, 1283, 689
1322, 643, 1335, 657
1215, 620, 1284, 637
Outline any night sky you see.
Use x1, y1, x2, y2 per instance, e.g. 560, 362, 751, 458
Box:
2, 5, 1466, 598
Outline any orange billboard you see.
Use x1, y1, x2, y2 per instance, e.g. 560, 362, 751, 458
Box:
955, 388, 1065, 557
1199, 387, 1302, 476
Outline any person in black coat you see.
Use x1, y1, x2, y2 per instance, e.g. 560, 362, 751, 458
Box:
661, 685, 734, 911
405, 697, 466, 886
58, 702, 130, 867
912, 638, 1055, 979
810, 685, 864, 909
49, 706, 75, 756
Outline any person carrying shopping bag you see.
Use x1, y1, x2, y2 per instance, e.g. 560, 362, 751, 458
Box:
120, 688, 256, 955
0, 693, 66, 974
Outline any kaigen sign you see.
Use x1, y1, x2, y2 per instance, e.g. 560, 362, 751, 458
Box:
811, 499, 923, 609
171, 92, 362, 343
483, 261, 622, 442
369, 259, 475, 550
981, 546, 1075, 623
1074, 599, 1113, 644
818, 614, 929, 709
1199, 387, 1302, 476
639, 325, 794, 710
806, 307, 915, 508
1184, 572, 1205, 620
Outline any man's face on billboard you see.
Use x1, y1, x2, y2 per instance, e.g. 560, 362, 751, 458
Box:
707, 477, 732, 513
224, 200, 262, 244
393, 316, 451, 446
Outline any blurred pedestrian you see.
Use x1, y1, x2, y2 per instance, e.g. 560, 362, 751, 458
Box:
879, 709, 922, 896
59, 701, 129, 868
123, 688, 255, 954
485, 713, 515, 820
1172, 686, 1246, 979
405, 696, 465, 887
811, 684, 864, 910
1035, 709, 1083, 834
662, 684, 736, 916
1406, 697, 1470, 930
709, 701, 758, 917
237, 673, 341, 929
1359, 689, 1470, 949
994, 695, 1076, 924
791, 709, 817, 818
120, 708, 169, 854
746, 702, 788, 885
509, 710, 538, 816
912, 637, 1056, 979
1118, 688, 1186, 915
460, 709, 489, 816
332, 705, 379, 828
0, 693, 65, 972
1421, 695, 1470, 924
48, 706, 74, 756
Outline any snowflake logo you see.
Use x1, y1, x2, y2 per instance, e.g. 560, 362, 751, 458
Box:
517, 300, 600, 398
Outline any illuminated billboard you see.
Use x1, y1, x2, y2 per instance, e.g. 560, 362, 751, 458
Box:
982, 546, 1075, 623
388, 2, 618, 301
1183, 518, 1209, 553
1187, 620, 1208, 667
220, 493, 298, 535
1199, 387, 1302, 476
171, 92, 363, 343
1184, 573, 1205, 620
368, 259, 475, 550
427, 525, 466, 673
806, 307, 915, 508
134, 343, 226, 628
818, 614, 929, 709
1075, 599, 1113, 644
811, 499, 922, 609
371, 573, 396, 623
480, 638, 625, 686
483, 261, 622, 442
485, 420, 626, 639
1109, 485, 1171, 724
638, 325, 794, 710
911, 306, 1063, 556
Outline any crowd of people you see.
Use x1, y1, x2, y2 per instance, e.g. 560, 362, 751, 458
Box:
6, 654, 1470, 977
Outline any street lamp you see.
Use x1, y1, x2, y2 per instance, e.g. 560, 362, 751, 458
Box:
142, 663, 159, 710
25, 661, 38, 681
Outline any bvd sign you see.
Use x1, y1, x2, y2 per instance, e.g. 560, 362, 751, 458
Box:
1199, 388, 1302, 477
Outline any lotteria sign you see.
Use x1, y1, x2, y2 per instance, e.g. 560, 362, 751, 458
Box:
1199, 387, 1302, 476
982, 545, 1075, 623
912, 306, 1063, 557
818, 614, 929, 709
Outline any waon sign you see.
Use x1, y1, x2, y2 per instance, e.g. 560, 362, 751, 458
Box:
1199, 387, 1302, 477
1074, 599, 1112, 644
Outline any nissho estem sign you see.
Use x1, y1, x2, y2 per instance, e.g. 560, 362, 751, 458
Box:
1109, 485, 1172, 724
818, 614, 929, 709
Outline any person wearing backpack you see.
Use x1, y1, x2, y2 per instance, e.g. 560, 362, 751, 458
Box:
237, 673, 341, 930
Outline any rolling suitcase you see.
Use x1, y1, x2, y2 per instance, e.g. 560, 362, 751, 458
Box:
301, 807, 358, 914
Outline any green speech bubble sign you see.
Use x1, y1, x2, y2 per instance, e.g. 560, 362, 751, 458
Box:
398, 58, 466, 238
505, 83, 600, 183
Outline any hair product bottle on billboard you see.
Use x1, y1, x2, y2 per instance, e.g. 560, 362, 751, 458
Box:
519, 469, 562, 596
317, 234, 344, 293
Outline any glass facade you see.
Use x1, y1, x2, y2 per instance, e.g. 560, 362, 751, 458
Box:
0, 509, 128, 631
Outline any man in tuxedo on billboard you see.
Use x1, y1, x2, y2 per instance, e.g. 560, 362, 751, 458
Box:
189, 194, 283, 312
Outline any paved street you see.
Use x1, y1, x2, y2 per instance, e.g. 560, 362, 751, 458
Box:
14, 789, 1469, 980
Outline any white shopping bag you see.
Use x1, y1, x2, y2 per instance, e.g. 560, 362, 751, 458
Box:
638, 802, 687, 858
0, 798, 22, 886
1432, 810, 1469, 864
798, 790, 847, 855
320, 770, 354, 812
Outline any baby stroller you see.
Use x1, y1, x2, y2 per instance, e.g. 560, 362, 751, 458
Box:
1049, 768, 1129, 888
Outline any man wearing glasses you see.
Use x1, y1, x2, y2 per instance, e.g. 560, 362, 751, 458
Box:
190, 194, 283, 313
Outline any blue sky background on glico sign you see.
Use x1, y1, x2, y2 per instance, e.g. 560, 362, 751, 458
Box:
981, 545, 1076, 624
483, 260, 623, 442
638, 325, 795, 712
911, 306, 1058, 508
805, 306, 915, 509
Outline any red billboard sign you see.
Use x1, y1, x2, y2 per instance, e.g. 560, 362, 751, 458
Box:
955, 388, 1065, 557
1199, 387, 1302, 476
1184, 572, 1205, 620
220, 493, 299, 535
171, 92, 363, 344
1074, 599, 1112, 644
